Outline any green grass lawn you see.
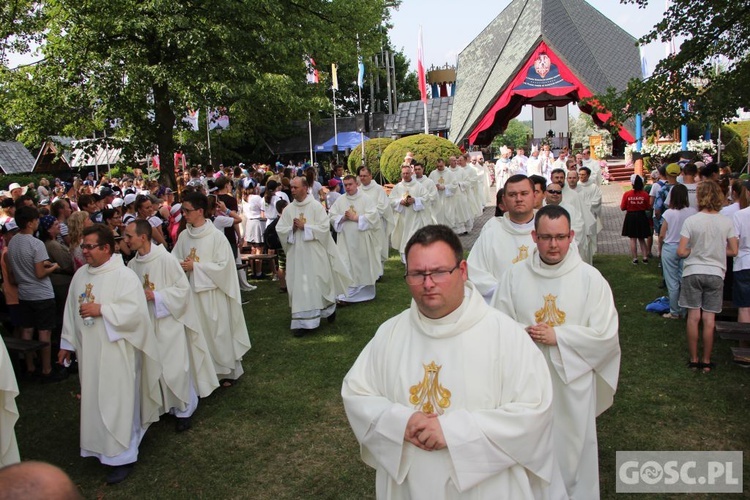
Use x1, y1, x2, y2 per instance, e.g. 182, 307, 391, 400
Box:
11, 254, 750, 498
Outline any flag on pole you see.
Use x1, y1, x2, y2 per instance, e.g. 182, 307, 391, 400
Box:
357, 58, 365, 88
208, 107, 230, 130
639, 46, 649, 78
332, 63, 339, 91
417, 26, 427, 103
305, 56, 319, 84
183, 109, 199, 131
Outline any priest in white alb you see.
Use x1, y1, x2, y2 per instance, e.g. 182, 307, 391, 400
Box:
467, 175, 537, 302
428, 158, 455, 227
492, 205, 620, 500
329, 175, 382, 303
343, 225, 565, 499
448, 156, 474, 234
0, 337, 19, 467
277, 177, 352, 336
414, 162, 438, 218
358, 166, 394, 268
389, 164, 433, 263
125, 220, 220, 432
59, 225, 162, 485
172, 191, 251, 386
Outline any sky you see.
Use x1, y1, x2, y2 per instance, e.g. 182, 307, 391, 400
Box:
388, 0, 668, 79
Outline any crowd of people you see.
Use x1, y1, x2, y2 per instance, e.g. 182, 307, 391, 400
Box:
0, 147, 620, 498
621, 157, 741, 374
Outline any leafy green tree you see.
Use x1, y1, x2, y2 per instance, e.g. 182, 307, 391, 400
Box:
490, 119, 531, 150
589, 0, 750, 135
1, 0, 395, 187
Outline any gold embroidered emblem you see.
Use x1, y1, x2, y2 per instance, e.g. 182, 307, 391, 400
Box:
298, 212, 307, 225
409, 361, 451, 415
349, 205, 357, 216
402, 190, 411, 201
187, 247, 200, 262
512, 245, 529, 264
143, 274, 155, 291
535, 294, 566, 326
438, 176, 444, 185
78, 283, 95, 305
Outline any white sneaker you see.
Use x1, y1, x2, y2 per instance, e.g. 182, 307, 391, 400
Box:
241, 284, 257, 292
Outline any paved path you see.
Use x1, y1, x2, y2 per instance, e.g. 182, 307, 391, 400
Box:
461, 183, 630, 255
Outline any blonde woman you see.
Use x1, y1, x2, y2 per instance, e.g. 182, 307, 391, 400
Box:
67, 211, 94, 270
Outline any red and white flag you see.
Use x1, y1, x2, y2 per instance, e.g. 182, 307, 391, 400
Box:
305, 56, 319, 84
417, 26, 427, 103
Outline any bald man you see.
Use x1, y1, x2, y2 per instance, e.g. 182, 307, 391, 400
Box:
0, 461, 81, 500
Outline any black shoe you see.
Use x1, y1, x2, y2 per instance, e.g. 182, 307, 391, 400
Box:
106, 463, 135, 485
175, 417, 192, 433
327, 311, 337, 324
292, 329, 306, 337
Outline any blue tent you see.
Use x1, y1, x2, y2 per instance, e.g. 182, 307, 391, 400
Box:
314, 132, 369, 152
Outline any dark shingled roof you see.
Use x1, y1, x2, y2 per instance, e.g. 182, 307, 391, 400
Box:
392, 97, 453, 136
0, 141, 36, 174
450, 0, 641, 144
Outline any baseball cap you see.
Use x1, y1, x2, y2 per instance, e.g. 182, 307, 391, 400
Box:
665, 163, 681, 176
1, 219, 19, 233
123, 193, 137, 206
111, 198, 125, 208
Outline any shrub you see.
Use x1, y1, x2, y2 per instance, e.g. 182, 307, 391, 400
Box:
346, 138, 393, 179
379, 134, 462, 183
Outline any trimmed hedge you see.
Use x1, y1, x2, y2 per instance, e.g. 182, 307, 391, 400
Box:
346, 138, 393, 179
379, 134, 462, 183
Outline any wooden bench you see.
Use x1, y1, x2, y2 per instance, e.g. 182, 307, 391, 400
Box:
730, 347, 750, 364
716, 321, 750, 342
239, 253, 277, 276
2, 336, 49, 354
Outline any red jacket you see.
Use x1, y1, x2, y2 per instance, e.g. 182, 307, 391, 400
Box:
621, 190, 651, 211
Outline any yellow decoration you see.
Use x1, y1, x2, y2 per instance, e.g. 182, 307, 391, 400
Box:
438, 176, 445, 185
187, 247, 200, 262
78, 283, 96, 304
535, 294, 566, 326
298, 212, 307, 225
349, 205, 357, 216
512, 245, 529, 264
143, 274, 155, 291
409, 361, 451, 415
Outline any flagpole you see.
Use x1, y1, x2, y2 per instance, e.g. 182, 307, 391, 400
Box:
308, 112, 314, 165
206, 107, 213, 167
357, 36, 366, 166
418, 26, 429, 135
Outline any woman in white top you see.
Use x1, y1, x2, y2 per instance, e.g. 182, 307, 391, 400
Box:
241, 187, 265, 278
659, 184, 697, 319
304, 168, 323, 202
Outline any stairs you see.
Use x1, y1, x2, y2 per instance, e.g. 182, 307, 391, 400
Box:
603, 158, 633, 183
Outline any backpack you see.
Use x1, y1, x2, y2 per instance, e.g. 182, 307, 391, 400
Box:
653, 181, 672, 215
264, 217, 282, 251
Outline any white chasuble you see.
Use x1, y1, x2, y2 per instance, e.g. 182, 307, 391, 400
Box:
466, 214, 536, 301
172, 221, 251, 379
129, 244, 220, 411
61, 255, 162, 461
448, 167, 475, 231
343, 283, 564, 500
388, 180, 433, 256
360, 181, 395, 264
428, 168, 456, 227
277, 195, 352, 317
0, 338, 19, 466
329, 190, 382, 291
492, 247, 620, 500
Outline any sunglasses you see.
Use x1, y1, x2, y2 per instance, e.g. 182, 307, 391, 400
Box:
547, 190, 562, 195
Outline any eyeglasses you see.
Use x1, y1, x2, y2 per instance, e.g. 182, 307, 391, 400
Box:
536, 234, 570, 242
546, 190, 562, 195
404, 263, 461, 285
80, 243, 104, 250
181, 207, 198, 214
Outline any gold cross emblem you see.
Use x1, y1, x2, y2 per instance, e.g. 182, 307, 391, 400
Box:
409, 361, 451, 415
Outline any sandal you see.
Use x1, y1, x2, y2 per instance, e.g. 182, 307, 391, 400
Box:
632, 259, 638, 265
642, 258, 649, 264
701, 362, 716, 373
687, 360, 701, 371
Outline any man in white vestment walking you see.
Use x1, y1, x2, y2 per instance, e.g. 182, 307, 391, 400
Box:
125, 220, 220, 432
467, 174, 537, 302
358, 166, 394, 268
492, 205, 620, 500
277, 177, 352, 337
428, 158, 455, 227
172, 192, 251, 386
343, 225, 564, 499
329, 176, 382, 304
59, 225, 162, 484
389, 165, 433, 263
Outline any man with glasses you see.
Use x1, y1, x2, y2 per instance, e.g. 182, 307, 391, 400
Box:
493, 205, 620, 500
467, 174, 538, 302
172, 192, 251, 385
59, 225, 162, 484
343, 224, 560, 499
550, 169, 593, 264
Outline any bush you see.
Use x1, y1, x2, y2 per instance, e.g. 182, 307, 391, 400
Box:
346, 138, 393, 179
379, 134, 462, 183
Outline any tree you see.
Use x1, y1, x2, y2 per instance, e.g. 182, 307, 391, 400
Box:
589, 0, 750, 136
1, 0, 395, 187
490, 119, 531, 150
